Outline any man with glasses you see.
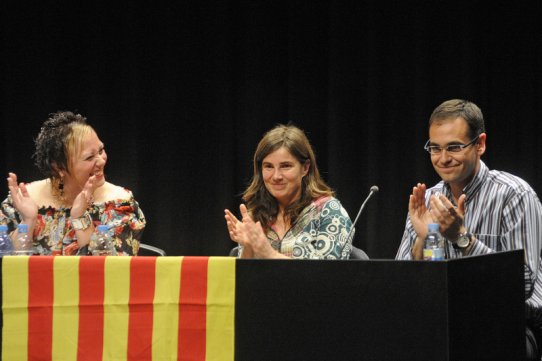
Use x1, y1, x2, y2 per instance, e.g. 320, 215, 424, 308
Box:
395, 99, 542, 360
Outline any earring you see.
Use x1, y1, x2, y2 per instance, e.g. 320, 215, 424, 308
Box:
59, 177, 64, 198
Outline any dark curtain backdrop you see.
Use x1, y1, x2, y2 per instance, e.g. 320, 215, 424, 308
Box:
1, 1, 541, 258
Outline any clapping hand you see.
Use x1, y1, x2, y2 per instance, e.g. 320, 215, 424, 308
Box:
235, 204, 270, 256
70, 175, 97, 218
7, 173, 38, 224
408, 183, 434, 240
429, 192, 466, 240
225, 206, 254, 258
225, 204, 283, 259
408, 182, 466, 241
224, 208, 242, 243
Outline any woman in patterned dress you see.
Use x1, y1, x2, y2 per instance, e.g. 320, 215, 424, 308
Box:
1, 111, 145, 255
225, 124, 354, 259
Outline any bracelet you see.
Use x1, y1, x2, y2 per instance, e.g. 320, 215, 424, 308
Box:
71, 211, 92, 231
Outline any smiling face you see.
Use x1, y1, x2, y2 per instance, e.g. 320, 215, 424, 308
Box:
65, 129, 107, 192
428, 117, 486, 194
261, 146, 310, 208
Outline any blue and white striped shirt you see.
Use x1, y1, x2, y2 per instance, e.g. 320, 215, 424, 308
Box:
396, 161, 542, 325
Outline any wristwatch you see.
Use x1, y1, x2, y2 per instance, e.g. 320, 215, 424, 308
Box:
453, 232, 472, 249
71, 212, 92, 231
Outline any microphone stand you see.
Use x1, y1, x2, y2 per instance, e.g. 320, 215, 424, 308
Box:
346, 186, 379, 243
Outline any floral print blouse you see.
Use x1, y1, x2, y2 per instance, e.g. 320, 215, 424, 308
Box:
0, 190, 146, 256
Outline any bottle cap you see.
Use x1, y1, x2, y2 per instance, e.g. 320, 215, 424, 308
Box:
97, 225, 109, 233
428, 223, 439, 232
17, 224, 29, 233
0, 225, 8, 232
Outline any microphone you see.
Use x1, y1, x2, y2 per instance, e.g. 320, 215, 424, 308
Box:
346, 185, 379, 242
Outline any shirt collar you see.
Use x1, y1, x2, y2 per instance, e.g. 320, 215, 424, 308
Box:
442, 160, 487, 202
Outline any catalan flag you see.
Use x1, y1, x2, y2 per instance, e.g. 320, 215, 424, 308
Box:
1, 256, 235, 361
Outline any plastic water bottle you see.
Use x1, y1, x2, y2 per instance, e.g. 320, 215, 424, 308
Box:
0, 225, 13, 256
14, 224, 33, 255
423, 223, 444, 261
89, 225, 117, 256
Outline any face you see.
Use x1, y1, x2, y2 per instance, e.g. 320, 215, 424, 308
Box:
65, 130, 108, 191
262, 147, 310, 207
428, 117, 486, 190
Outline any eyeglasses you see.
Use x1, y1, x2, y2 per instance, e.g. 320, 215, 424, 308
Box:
424, 135, 480, 155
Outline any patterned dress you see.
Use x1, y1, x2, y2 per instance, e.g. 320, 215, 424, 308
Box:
0, 191, 146, 256
241, 196, 353, 259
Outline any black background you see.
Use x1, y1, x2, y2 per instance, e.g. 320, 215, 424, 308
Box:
1, 1, 541, 258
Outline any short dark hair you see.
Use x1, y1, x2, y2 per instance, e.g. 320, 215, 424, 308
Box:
429, 99, 486, 140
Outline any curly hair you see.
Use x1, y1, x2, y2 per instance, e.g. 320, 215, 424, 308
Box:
242, 124, 334, 231
33, 111, 90, 179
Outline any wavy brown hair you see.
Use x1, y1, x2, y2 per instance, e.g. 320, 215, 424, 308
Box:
242, 124, 334, 231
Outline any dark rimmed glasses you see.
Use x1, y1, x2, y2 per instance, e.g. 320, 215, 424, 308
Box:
424, 135, 480, 155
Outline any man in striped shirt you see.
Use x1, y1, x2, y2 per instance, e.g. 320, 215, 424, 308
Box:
395, 99, 542, 360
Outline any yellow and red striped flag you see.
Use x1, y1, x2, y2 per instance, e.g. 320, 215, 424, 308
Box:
1, 256, 235, 361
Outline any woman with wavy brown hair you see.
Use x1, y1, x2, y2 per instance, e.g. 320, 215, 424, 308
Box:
225, 124, 353, 259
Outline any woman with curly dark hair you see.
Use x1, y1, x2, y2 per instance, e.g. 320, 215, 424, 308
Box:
225, 124, 354, 259
1, 111, 145, 255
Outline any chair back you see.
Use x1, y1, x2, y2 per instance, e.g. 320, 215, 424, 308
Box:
229, 246, 239, 257
139, 243, 166, 256
350, 246, 369, 260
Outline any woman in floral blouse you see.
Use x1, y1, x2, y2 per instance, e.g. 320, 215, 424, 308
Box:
225, 124, 354, 259
1, 111, 145, 255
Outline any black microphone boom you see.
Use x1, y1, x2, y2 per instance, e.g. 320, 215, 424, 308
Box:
346, 185, 379, 242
